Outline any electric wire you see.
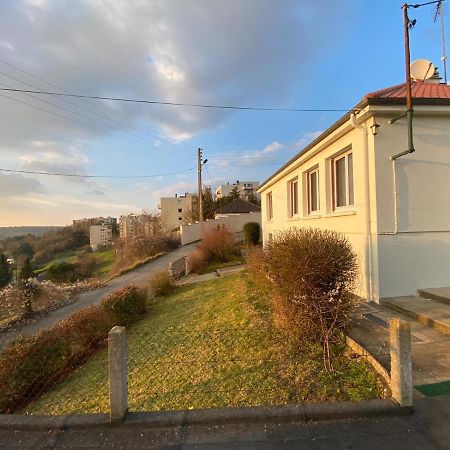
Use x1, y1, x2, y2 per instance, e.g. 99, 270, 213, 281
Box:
0, 167, 196, 179
0, 87, 357, 113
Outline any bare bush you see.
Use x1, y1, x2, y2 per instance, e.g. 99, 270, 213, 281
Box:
198, 227, 235, 262
250, 228, 357, 370
150, 271, 175, 297
187, 248, 208, 274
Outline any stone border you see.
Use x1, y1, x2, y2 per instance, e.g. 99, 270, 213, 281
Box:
0, 399, 411, 431
346, 335, 391, 384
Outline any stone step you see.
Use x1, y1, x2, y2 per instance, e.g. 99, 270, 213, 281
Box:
417, 287, 450, 306
380, 296, 450, 337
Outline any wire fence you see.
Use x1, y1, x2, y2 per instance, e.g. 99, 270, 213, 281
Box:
127, 327, 304, 412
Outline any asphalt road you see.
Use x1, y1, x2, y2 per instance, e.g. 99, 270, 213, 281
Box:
0, 242, 198, 351
0, 395, 449, 449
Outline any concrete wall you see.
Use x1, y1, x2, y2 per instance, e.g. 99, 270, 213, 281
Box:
180, 212, 261, 246
373, 112, 450, 298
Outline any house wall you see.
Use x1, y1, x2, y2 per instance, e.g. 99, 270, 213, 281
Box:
180, 212, 261, 246
372, 112, 450, 298
259, 120, 375, 299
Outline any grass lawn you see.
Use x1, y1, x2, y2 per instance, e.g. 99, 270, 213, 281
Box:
91, 249, 116, 276
24, 272, 384, 415
198, 253, 245, 274
34, 250, 77, 274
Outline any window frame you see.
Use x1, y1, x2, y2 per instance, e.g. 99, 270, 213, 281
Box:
332, 150, 354, 210
307, 167, 320, 214
288, 177, 299, 218
266, 192, 273, 221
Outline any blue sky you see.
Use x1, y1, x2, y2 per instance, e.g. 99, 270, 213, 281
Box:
0, 0, 447, 225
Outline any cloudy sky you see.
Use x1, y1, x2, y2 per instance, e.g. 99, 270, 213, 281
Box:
0, 0, 447, 225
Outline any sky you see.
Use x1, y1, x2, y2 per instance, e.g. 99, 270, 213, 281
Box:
0, 0, 448, 226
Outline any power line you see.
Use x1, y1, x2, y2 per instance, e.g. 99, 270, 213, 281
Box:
0, 167, 196, 179
0, 59, 196, 156
0, 87, 357, 113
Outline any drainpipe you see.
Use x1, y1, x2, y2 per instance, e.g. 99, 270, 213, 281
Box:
350, 113, 374, 303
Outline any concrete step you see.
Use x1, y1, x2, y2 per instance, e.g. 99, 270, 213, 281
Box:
380, 296, 450, 337
417, 287, 450, 306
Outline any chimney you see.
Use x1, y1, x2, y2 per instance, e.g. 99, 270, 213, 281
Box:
426, 67, 442, 84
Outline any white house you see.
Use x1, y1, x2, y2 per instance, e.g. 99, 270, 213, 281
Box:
258, 79, 450, 302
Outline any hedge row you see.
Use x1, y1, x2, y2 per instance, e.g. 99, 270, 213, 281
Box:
0, 284, 146, 413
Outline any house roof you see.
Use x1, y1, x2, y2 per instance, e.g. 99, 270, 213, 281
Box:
215, 198, 261, 214
258, 81, 450, 192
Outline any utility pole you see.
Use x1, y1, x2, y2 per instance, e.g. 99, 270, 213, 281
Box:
197, 148, 203, 222
403, 3, 415, 155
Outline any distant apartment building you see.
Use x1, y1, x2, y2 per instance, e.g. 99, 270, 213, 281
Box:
118, 213, 161, 241
89, 224, 113, 251
73, 216, 117, 230
159, 193, 197, 230
215, 181, 260, 202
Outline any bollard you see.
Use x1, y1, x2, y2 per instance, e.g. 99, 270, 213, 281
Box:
108, 326, 128, 421
389, 318, 413, 407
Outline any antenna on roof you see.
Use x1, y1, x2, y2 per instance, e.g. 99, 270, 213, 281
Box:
410, 59, 436, 81
435, 0, 448, 84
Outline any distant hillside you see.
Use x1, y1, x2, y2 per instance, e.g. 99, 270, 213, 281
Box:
0, 226, 63, 241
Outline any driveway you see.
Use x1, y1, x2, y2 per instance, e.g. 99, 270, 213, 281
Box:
0, 242, 198, 351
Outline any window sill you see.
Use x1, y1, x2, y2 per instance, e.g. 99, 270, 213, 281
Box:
302, 214, 322, 220
287, 216, 301, 221
325, 209, 357, 218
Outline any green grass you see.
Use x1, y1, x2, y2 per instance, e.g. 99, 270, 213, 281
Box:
24, 272, 383, 415
198, 254, 245, 274
91, 249, 116, 276
35, 250, 77, 274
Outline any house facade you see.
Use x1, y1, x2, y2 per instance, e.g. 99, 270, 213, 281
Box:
89, 224, 112, 251
159, 193, 197, 230
216, 181, 260, 202
258, 80, 450, 302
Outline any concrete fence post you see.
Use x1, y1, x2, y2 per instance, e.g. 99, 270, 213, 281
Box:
184, 255, 189, 276
168, 262, 174, 280
389, 318, 413, 407
108, 326, 128, 422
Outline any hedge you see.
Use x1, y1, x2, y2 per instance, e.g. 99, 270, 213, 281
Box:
0, 284, 146, 413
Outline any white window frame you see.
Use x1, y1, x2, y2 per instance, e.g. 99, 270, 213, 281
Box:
332, 150, 354, 210
288, 177, 299, 218
307, 167, 320, 214
266, 192, 273, 221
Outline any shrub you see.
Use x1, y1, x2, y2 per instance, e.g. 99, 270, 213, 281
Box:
243, 222, 261, 245
198, 227, 235, 262
254, 228, 357, 370
150, 270, 175, 297
0, 283, 147, 413
46, 261, 77, 283
102, 284, 147, 326
187, 248, 208, 274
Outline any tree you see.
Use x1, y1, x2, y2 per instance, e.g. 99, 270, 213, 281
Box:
0, 252, 11, 289
70, 229, 89, 249
14, 242, 34, 260
18, 257, 34, 283
202, 187, 216, 220
228, 185, 241, 201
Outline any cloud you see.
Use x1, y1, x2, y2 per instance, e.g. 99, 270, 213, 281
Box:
0, 0, 350, 143
0, 172, 44, 197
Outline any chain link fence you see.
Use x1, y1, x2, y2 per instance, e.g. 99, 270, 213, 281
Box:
127, 327, 304, 412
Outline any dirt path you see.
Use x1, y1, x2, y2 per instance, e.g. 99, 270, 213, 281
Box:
0, 242, 197, 352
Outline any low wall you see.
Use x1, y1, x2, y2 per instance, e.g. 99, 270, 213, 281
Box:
180, 213, 261, 246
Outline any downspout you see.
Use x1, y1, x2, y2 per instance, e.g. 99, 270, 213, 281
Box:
350, 113, 374, 302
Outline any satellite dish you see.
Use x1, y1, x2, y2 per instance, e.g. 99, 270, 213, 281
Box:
410, 59, 436, 81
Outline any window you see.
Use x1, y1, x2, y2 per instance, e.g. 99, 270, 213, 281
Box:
333, 151, 354, 209
266, 192, 273, 220
178, 208, 182, 213
178, 217, 182, 221
307, 168, 320, 214
288, 178, 299, 217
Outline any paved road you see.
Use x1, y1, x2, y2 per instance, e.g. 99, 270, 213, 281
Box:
0, 242, 197, 351
0, 395, 449, 449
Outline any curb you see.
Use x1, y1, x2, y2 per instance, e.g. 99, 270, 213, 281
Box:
381, 300, 450, 337
346, 336, 391, 384
0, 399, 411, 431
